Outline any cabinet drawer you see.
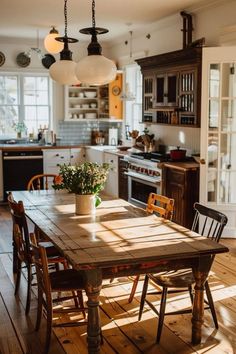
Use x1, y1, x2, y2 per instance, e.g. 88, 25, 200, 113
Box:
43, 149, 70, 166
167, 169, 185, 184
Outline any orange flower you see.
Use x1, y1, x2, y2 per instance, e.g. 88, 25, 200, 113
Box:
54, 175, 63, 185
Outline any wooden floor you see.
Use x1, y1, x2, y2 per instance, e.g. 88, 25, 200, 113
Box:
1, 205, 236, 354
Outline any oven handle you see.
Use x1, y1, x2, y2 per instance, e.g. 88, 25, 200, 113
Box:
3, 156, 43, 160
124, 171, 161, 184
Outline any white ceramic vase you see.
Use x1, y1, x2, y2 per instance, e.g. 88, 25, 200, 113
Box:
75, 194, 96, 215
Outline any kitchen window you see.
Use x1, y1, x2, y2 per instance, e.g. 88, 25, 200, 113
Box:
0, 73, 51, 138
123, 64, 144, 140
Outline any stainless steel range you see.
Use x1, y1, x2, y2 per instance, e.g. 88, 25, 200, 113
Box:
123, 151, 165, 208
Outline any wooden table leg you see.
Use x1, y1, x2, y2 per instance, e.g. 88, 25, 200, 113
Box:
191, 256, 211, 344
84, 269, 103, 354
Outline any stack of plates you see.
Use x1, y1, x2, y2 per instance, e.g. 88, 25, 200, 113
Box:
85, 113, 97, 119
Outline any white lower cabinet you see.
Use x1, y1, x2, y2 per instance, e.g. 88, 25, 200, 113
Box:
104, 152, 119, 197
85, 147, 105, 164
43, 148, 85, 175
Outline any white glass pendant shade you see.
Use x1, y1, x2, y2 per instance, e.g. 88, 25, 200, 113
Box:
49, 60, 80, 85
75, 55, 117, 86
44, 32, 64, 54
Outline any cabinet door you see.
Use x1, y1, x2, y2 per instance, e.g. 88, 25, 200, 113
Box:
109, 73, 123, 119
143, 75, 154, 123
154, 72, 178, 107
43, 149, 70, 174
70, 148, 85, 165
179, 68, 197, 125
118, 157, 128, 200
165, 168, 185, 226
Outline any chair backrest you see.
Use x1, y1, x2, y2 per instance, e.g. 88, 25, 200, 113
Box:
27, 174, 58, 191
7, 192, 31, 262
30, 233, 51, 297
146, 193, 174, 220
191, 202, 228, 243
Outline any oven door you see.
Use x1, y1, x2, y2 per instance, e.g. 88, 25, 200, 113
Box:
128, 175, 162, 208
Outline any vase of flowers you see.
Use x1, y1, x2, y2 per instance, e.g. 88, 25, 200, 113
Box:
53, 162, 110, 215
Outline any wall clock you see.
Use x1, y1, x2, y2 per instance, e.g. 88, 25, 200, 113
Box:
112, 85, 121, 96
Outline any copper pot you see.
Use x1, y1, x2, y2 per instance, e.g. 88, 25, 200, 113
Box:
170, 146, 186, 161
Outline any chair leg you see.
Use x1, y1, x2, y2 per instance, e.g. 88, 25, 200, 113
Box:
205, 280, 218, 329
77, 290, 86, 319
25, 264, 32, 315
128, 275, 140, 303
188, 284, 194, 305
35, 288, 43, 331
138, 274, 149, 321
14, 259, 22, 295
156, 286, 168, 344
44, 298, 53, 354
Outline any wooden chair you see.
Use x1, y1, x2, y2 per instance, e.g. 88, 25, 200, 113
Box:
138, 202, 228, 343
27, 173, 58, 191
30, 234, 87, 354
128, 193, 174, 303
7, 192, 68, 315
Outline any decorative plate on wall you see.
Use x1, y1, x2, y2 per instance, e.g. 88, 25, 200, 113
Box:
16, 52, 31, 68
0, 51, 6, 67
41, 54, 56, 69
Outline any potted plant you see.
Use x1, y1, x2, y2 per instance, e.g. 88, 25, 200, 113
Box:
53, 162, 110, 215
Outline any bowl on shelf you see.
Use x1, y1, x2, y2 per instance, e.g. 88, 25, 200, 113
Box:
85, 112, 97, 119
90, 103, 97, 108
84, 91, 97, 98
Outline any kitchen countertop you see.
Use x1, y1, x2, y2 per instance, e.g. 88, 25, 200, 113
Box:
162, 160, 199, 170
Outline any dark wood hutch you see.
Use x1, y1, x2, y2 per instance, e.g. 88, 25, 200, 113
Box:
136, 47, 202, 127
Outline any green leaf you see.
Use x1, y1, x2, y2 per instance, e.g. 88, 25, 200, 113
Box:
95, 195, 101, 208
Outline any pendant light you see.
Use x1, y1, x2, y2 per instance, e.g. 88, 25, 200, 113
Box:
44, 26, 64, 54
75, 0, 117, 86
49, 0, 79, 85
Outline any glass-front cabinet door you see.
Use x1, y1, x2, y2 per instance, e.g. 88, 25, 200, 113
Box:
201, 47, 236, 236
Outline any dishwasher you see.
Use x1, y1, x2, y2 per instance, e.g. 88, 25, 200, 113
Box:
2, 150, 44, 200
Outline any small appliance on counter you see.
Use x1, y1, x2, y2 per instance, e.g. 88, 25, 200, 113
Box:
108, 127, 118, 146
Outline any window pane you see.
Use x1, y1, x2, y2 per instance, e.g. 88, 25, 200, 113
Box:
37, 77, 48, 90
219, 171, 236, 203
209, 99, 219, 128
37, 91, 48, 105
220, 133, 236, 169
24, 90, 36, 105
209, 64, 220, 98
24, 77, 36, 90
221, 63, 236, 97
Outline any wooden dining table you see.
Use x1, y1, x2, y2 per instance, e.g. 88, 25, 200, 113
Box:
12, 190, 229, 353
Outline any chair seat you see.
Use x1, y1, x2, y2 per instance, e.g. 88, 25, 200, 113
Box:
39, 241, 60, 258
149, 269, 194, 288
50, 269, 85, 291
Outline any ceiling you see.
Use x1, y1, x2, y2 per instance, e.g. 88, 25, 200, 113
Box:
0, 0, 217, 45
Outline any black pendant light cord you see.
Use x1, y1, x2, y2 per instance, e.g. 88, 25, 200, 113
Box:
64, 0, 68, 38
92, 0, 96, 28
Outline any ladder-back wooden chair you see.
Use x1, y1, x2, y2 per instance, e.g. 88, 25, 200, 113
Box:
30, 234, 87, 354
27, 174, 58, 191
8, 192, 68, 315
128, 193, 174, 303
138, 202, 228, 343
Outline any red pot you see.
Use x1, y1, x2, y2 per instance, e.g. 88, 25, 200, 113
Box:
170, 147, 186, 161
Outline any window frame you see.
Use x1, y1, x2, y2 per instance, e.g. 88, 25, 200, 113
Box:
0, 71, 52, 139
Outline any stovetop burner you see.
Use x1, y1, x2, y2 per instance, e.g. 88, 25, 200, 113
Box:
130, 151, 193, 163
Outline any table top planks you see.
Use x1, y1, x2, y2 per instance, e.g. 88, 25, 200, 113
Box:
12, 190, 229, 270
